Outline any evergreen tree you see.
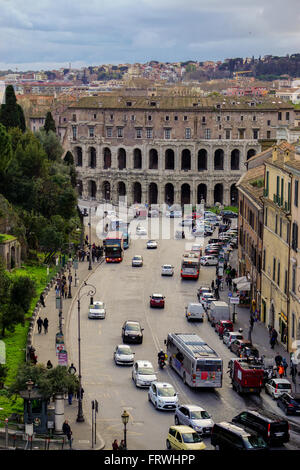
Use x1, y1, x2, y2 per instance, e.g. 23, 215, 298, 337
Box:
63, 151, 74, 165
44, 111, 56, 134
0, 123, 13, 173
0, 85, 26, 132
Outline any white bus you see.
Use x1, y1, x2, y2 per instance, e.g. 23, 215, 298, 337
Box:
165, 333, 223, 388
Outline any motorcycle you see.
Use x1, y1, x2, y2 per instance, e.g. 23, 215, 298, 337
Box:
158, 354, 167, 369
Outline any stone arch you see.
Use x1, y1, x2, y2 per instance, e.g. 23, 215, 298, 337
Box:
181, 149, 191, 170
149, 182, 158, 204
230, 184, 238, 206
214, 183, 223, 204
103, 147, 111, 169
247, 148, 256, 160
102, 181, 111, 201
198, 149, 207, 171
133, 182, 142, 203
165, 183, 174, 205
118, 181, 126, 201
230, 149, 240, 170
197, 184, 207, 204
75, 146, 83, 166
214, 149, 224, 170
149, 148, 158, 169
88, 180, 97, 199
181, 183, 191, 205
118, 148, 126, 170
133, 148, 142, 169
88, 147, 97, 168
165, 149, 175, 170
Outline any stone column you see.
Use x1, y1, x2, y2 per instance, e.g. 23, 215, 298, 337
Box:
54, 393, 65, 434
111, 147, 117, 170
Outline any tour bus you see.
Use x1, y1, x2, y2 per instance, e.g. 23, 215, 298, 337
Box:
104, 231, 124, 262
181, 257, 200, 279
165, 333, 223, 388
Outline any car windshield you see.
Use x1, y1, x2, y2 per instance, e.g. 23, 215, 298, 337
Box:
245, 436, 267, 449
117, 347, 132, 355
92, 303, 104, 309
133, 256, 141, 260
153, 296, 163, 300
277, 383, 291, 390
163, 265, 172, 269
190, 410, 210, 419
139, 367, 155, 375
157, 387, 175, 397
126, 324, 140, 331
182, 433, 202, 444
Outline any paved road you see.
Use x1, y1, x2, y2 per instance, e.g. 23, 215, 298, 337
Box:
68, 216, 300, 450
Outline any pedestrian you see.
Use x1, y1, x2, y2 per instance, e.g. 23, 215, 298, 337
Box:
250, 316, 255, 329
40, 293, 46, 308
55, 284, 60, 296
68, 363, 77, 375
119, 440, 126, 450
76, 386, 84, 400
211, 280, 215, 291
43, 317, 49, 334
37, 316, 43, 334
270, 335, 276, 349
282, 357, 288, 377
275, 354, 283, 368
64, 283, 68, 299
47, 360, 53, 369
278, 364, 284, 379
228, 277, 232, 291
214, 287, 219, 300
68, 388, 73, 405
112, 439, 119, 450
62, 420, 73, 449
268, 325, 273, 338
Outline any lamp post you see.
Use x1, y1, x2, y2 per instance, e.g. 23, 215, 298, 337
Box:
88, 208, 92, 270
121, 410, 129, 450
26, 379, 34, 450
76, 282, 96, 422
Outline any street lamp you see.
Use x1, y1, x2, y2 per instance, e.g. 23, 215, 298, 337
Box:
121, 410, 129, 450
76, 282, 96, 422
26, 378, 34, 450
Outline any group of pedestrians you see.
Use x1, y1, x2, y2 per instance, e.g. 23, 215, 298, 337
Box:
112, 439, 126, 450
274, 354, 288, 378
78, 244, 103, 263
37, 316, 49, 334
55, 273, 70, 299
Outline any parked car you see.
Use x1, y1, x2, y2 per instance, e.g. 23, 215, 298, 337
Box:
122, 320, 144, 344
148, 382, 179, 410
277, 393, 300, 415
215, 320, 233, 337
132, 360, 157, 387
114, 344, 135, 366
200, 255, 218, 266
132, 255, 143, 267
220, 210, 238, 218
230, 339, 252, 356
185, 302, 205, 322
147, 239, 158, 249
175, 404, 214, 436
211, 422, 268, 450
161, 264, 174, 276
166, 426, 206, 450
232, 409, 289, 445
265, 378, 292, 399
199, 292, 215, 310
223, 331, 244, 348
150, 293, 165, 308
88, 301, 106, 319
197, 286, 211, 301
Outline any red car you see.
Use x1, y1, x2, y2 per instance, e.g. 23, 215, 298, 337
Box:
150, 293, 165, 308
215, 320, 233, 337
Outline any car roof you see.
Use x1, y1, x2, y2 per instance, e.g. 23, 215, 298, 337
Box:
217, 422, 251, 437
245, 409, 288, 423
117, 344, 131, 349
153, 382, 174, 388
133, 255, 142, 258
180, 404, 205, 412
136, 360, 153, 367
125, 320, 140, 325
169, 425, 196, 433
93, 301, 104, 304
271, 378, 291, 384
152, 293, 163, 297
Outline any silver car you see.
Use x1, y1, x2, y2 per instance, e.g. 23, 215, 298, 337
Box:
132, 255, 143, 267
88, 301, 106, 319
114, 345, 135, 366
174, 404, 214, 436
132, 360, 157, 387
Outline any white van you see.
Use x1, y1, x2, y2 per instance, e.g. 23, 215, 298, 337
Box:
208, 301, 230, 326
185, 302, 205, 322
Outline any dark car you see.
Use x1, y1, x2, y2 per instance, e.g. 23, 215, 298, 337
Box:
232, 410, 289, 446
230, 339, 252, 356
221, 210, 238, 218
241, 345, 259, 359
122, 321, 144, 344
218, 224, 230, 233
277, 393, 300, 415
211, 422, 268, 451
208, 238, 223, 245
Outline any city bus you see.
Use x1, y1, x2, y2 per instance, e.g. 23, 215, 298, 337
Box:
104, 231, 124, 262
165, 333, 223, 388
121, 229, 130, 249
181, 257, 200, 279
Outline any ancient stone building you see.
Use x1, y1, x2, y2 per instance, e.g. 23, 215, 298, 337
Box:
56, 95, 294, 207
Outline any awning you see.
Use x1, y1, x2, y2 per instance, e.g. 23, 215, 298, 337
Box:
236, 281, 251, 291
233, 276, 247, 285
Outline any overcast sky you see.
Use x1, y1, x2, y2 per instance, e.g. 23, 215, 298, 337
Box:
0, 0, 300, 71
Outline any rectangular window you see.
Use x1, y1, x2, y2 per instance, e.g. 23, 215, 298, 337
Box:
292, 222, 298, 251
88, 127, 94, 138
136, 128, 142, 139
165, 115, 170, 121
131, 115, 135, 121
72, 114, 76, 122
253, 129, 259, 139
205, 128, 211, 139
225, 129, 231, 139
267, 130, 271, 139
292, 265, 296, 294
276, 175, 280, 199
284, 270, 288, 294
183, 115, 188, 121
253, 116, 256, 121
185, 128, 191, 139
265, 207, 268, 226
148, 115, 152, 121
202, 116, 206, 123
281, 178, 284, 206
174, 116, 178, 121
110, 114, 114, 121
267, 120, 271, 126
146, 128, 153, 139
273, 258, 276, 281
164, 128, 171, 139
288, 181, 291, 210
275, 214, 278, 234
106, 127, 112, 138
278, 112, 282, 121
280, 217, 282, 237
240, 115, 244, 121
263, 249, 266, 271
292, 313, 295, 338
286, 112, 290, 121
277, 261, 280, 287
226, 115, 230, 121
117, 127, 123, 138
295, 180, 299, 207
239, 129, 245, 139
266, 171, 269, 196
72, 125, 77, 140
287, 221, 290, 244
217, 116, 221, 122
93, 114, 97, 119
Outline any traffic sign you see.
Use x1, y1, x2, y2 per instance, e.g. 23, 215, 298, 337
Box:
228, 292, 232, 297
230, 297, 240, 304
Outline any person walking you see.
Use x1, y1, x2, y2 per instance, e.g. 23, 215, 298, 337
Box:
211, 279, 215, 291
119, 440, 126, 450
68, 363, 77, 375
278, 364, 285, 379
64, 283, 68, 299
40, 293, 46, 308
112, 439, 119, 450
68, 387, 73, 405
43, 317, 49, 334
282, 357, 288, 377
37, 316, 43, 334
62, 420, 73, 449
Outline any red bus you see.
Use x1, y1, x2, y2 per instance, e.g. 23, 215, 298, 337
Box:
104, 231, 124, 262
181, 257, 200, 279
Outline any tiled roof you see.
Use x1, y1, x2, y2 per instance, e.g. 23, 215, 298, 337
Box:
237, 165, 265, 206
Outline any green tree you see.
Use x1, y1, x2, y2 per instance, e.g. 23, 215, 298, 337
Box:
0, 123, 13, 173
44, 111, 56, 134
10, 276, 36, 313
0, 85, 26, 132
36, 129, 63, 161
63, 151, 74, 165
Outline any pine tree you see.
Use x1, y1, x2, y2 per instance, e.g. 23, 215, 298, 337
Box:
63, 151, 74, 165
0, 85, 26, 132
44, 111, 56, 134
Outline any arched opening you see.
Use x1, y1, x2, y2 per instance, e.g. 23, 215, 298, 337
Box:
231, 149, 240, 170
77, 180, 83, 197
133, 182, 142, 203
214, 149, 224, 170
198, 149, 207, 171
214, 184, 223, 204
103, 147, 111, 169
118, 148, 126, 170
230, 184, 238, 206
165, 149, 175, 170
181, 183, 191, 205
149, 183, 158, 204
102, 181, 111, 201
75, 146, 83, 166
118, 181, 126, 202
89, 147, 96, 168
165, 183, 174, 205
181, 149, 191, 170
133, 148, 142, 169
197, 184, 207, 204
149, 148, 158, 169
88, 180, 97, 199
247, 148, 256, 160
10, 246, 16, 270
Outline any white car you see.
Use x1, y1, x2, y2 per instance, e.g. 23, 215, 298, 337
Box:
265, 378, 292, 399
175, 404, 214, 436
136, 225, 147, 235
132, 360, 157, 387
132, 255, 143, 267
161, 264, 174, 276
147, 240, 158, 249
223, 331, 243, 348
88, 301, 106, 319
114, 345, 135, 365
200, 255, 218, 266
200, 293, 216, 310
148, 382, 179, 410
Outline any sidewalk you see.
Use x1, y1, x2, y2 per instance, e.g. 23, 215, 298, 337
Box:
32, 256, 106, 450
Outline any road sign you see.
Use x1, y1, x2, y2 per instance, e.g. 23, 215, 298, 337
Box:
230, 297, 240, 304
228, 292, 233, 297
